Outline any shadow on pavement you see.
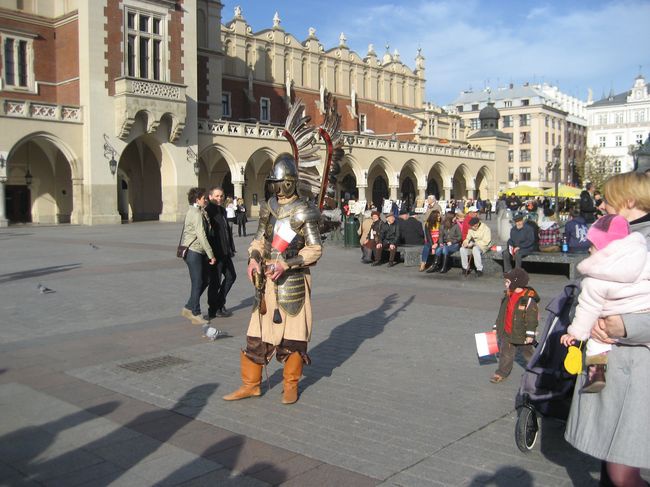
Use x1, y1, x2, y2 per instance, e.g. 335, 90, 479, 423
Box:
468, 465, 534, 486
10, 383, 219, 486
539, 416, 599, 486
268, 293, 413, 393
0, 263, 82, 284
0, 401, 119, 472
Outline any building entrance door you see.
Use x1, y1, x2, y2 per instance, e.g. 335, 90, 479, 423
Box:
6, 185, 31, 223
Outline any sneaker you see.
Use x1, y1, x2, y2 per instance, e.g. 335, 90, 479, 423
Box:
189, 313, 208, 325
181, 308, 194, 320
476, 270, 483, 277
215, 307, 233, 318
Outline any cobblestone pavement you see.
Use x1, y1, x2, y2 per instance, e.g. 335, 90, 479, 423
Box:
0, 222, 647, 486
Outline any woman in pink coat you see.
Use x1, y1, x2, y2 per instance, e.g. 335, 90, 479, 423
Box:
561, 214, 650, 393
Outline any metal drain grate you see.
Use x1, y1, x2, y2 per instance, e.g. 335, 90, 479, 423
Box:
118, 355, 190, 373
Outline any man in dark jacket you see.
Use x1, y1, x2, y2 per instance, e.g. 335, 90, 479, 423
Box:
397, 207, 424, 245
506, 193, 521, 212
579, 182, 597, 224
373, 213, 400, 266
502, 212, 536, 272
206, 186, 237, 318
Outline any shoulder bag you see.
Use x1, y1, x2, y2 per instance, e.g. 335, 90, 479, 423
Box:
176, 220, 197, 259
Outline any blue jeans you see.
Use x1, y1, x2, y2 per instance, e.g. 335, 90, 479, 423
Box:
421, 244, 433, 263
441, 243, 460, 256
184, 250, 209, 316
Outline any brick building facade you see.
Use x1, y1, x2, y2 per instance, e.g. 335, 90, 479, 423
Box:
0, 0, 506, 225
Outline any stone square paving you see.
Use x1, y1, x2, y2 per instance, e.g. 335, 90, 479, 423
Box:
0, 221, 648, 486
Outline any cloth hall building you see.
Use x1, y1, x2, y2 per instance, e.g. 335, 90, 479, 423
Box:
0, 0, 508, 225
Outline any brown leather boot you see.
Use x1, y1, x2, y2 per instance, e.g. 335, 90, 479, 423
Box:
223, 351, 263, 401
282, 352, 303, 404
581, 364, 606, 393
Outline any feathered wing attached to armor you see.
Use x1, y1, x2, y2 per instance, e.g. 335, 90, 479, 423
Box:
282, 91, 343, 211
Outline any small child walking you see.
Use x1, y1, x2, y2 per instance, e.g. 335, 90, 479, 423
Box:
490, 268, 540, 383
560, 214, 650, 393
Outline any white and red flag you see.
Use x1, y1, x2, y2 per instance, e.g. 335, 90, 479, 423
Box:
271, 219, 297, 253
475, 330, 499, 357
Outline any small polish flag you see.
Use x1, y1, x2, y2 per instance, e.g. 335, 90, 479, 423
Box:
271, 219, 297, 253
475, 330, 499, 357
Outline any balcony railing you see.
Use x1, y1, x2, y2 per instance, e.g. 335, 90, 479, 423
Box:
2, 100, 82, 123
114, 77, 186, 101
198, 119, 495, 160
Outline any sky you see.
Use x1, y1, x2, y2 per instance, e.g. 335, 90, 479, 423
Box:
221, 0, 650, 106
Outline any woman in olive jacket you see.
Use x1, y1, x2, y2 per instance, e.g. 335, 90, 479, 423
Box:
181, 187, 216, 325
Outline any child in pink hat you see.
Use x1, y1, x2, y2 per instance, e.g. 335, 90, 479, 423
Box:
561, 214, 650, 392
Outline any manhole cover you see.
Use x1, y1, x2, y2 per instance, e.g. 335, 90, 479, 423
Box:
119, 355, 190, 373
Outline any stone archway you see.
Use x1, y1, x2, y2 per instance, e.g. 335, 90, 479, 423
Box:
452, 164, 471, 200
340, 174, 358, 201
198, 145, 234, 195
427, 162, 447, 200
476, 166, 492, 200
5, 134, 77, 224
371, 175, 388, 209
116, 136, 163, 221
400, 177, 416, 210
243, 148, 277, 217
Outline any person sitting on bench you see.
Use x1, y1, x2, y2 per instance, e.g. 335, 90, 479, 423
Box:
502, 212, 536, 272
460, 217, 492, 277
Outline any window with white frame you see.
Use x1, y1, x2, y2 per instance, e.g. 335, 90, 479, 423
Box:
126, 9, 165, 81
221, 92, 231, 117
2, 33, 33, 90
504, 100, 512, 108
428, 117, 435, 136
502, 115, 512, 128
613, 160, 622, 173
451, 122, 457, 139
615, 135, 622, 147
636, 133, 644, 144
507, 150, 514, 162
259, 97, 270, 122
599, 136, 606, 147
519, 114, 530, 126
615, 112, 624, 124
359, 113, 367, 132
520, 149, 531, 162
508, 167, 514, 181
634, 110, 645, 123
598, 113, 608, 125
519, 166, 531, 181
470, 118, 480, 130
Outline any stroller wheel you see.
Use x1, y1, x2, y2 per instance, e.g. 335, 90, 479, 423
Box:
515, 406, 539, 452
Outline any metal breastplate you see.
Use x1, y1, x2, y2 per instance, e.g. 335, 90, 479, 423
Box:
265, 197, 312, 316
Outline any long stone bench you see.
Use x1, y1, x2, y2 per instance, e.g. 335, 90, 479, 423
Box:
487, 250, 588, 280
399, 245, 502, 275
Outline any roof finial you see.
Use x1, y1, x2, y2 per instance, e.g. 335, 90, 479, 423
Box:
234, 5, 242, 19
339, 32, 347, 47
273, 11, 281, 28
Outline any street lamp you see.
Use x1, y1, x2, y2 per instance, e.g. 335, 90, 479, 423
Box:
103, 134, 118, 176
552, 145, 562, 214
25, 167, 33, 186
632, 132, 650, 173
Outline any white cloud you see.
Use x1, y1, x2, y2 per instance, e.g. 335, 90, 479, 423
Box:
317, 0, 650, 103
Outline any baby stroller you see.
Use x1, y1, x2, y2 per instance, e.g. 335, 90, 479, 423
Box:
514, 281, 580, 452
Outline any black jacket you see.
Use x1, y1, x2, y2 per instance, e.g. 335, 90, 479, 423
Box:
579, 190, 597, 224
380, 221, 400, 246
397, 217, 424, 245
206, 202, 235, 257
507, 224, 536, 252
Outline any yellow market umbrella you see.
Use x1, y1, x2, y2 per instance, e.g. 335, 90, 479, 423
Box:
544, 185, 581, 199
500, 185, 545, 197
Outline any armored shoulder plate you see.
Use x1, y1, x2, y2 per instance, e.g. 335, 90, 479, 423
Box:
254, 200, 272, 241
291, 199, 322, 247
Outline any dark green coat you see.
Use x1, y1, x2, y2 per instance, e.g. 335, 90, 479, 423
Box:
494, 287, 540, 345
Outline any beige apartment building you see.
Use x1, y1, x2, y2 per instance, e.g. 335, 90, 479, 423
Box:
449, 84, 587, 188
0, 0, 508, 226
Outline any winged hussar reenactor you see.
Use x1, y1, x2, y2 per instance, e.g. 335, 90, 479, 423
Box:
223, 93, 342, 404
